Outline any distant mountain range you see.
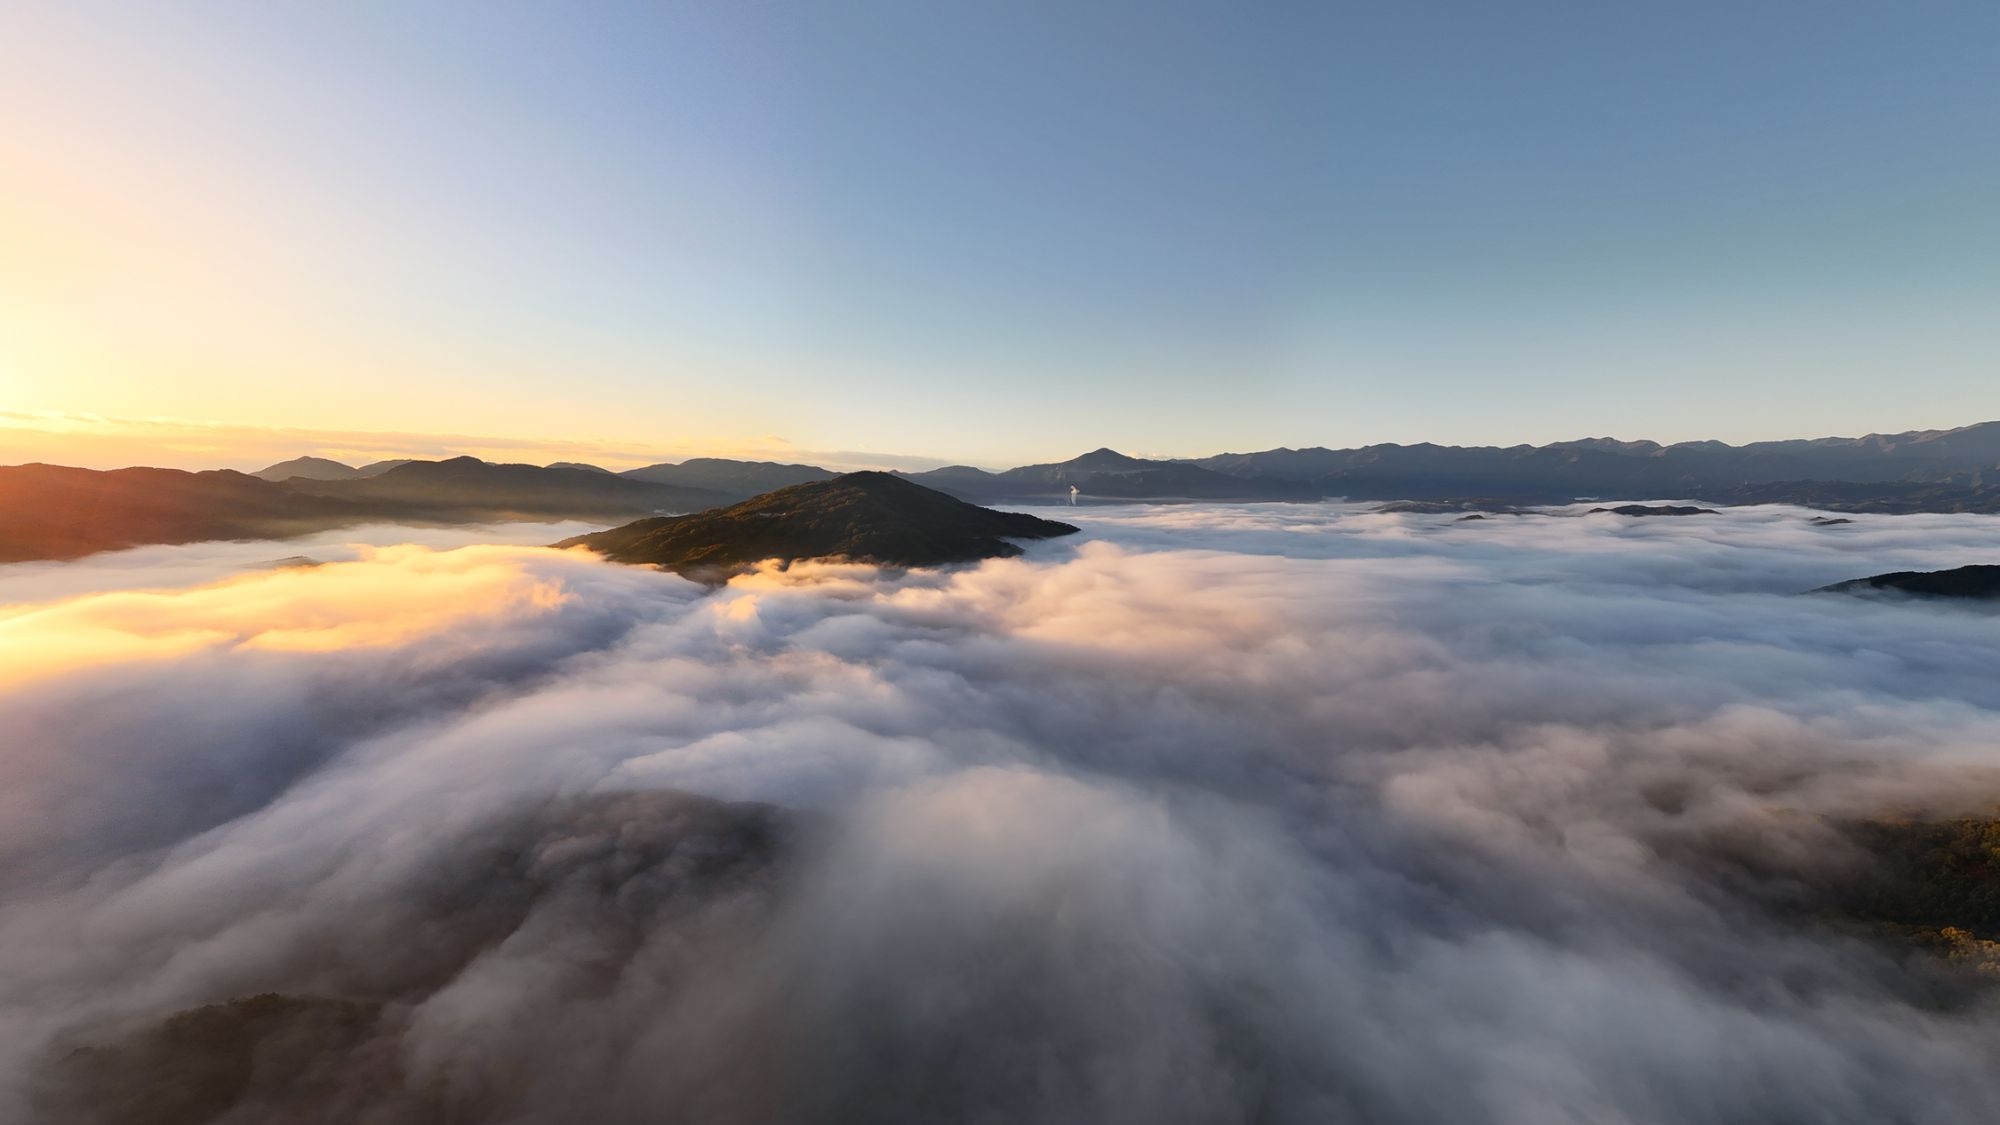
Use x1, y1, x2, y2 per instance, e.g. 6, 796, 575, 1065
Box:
258, 453, 836, 498
4, 422, 1999, 563
897, 424, 2000, 508
558, 472, 1077, 578
901, 448, 1318, 503
1182, 421, 2000, 502
241, 423, 2000, 507
275, 456, 726, 517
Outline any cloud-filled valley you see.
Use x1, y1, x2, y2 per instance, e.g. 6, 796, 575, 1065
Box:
4, 505, 2000, 1123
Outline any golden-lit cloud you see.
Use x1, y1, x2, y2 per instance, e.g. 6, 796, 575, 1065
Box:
0, 544, 572, 687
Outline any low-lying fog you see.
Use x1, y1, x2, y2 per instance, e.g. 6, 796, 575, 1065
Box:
4, 503, 1999, 1123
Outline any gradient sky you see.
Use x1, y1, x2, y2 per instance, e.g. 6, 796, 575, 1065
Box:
3, 1, 1997, 468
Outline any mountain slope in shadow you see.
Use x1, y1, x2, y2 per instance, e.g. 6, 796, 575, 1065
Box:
0, 465, 376, 563
0, 459, 727, 563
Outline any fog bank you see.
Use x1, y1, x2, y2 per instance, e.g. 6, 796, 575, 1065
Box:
4, 503, 1999, 1122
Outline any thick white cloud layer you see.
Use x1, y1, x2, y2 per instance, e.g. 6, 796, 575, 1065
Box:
2, 504, 1999, 1122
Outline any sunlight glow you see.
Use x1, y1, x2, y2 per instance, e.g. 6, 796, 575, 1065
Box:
0, 545, 572, 687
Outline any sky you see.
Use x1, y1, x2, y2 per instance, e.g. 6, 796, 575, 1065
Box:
3, 0, 1997, 470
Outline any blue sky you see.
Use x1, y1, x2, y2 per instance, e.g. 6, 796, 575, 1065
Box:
3, 1, 1997, 466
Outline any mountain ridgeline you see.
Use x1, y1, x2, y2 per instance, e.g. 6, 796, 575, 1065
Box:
556, 472, 1078, 578
0, 458, 726, 563
1181, 421, 2000, 504
194, 419, 2000, 509
273, 457, 726, 516
5, 421, 2000, 564
0, 455, 855, 563
901, 447, 1320, 503
900, 424, 2000, 510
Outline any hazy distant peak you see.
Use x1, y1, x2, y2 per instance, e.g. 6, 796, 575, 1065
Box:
1912, 420, 2000, 452
1075, 446, 1142, 461
251, 456, 362, 482
1053, 448, 1151, 472
676, 457, 827, 471
619, 458, 835, 496
1548, 437, 1664, 455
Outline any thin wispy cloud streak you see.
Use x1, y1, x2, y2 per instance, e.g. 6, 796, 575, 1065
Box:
0, 412, 963, 475
3, 505, 1999, 1121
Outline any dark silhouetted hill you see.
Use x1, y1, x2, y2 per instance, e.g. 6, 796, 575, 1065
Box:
1588, 504, 1717, 517
1816, 565, 2000, 600
559, 472, 1077, 577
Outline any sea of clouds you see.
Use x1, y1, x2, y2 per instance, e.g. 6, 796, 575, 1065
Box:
2, 504, 1999, 1123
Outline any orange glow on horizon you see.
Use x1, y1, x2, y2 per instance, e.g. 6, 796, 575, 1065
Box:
0, 411, 936, 475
